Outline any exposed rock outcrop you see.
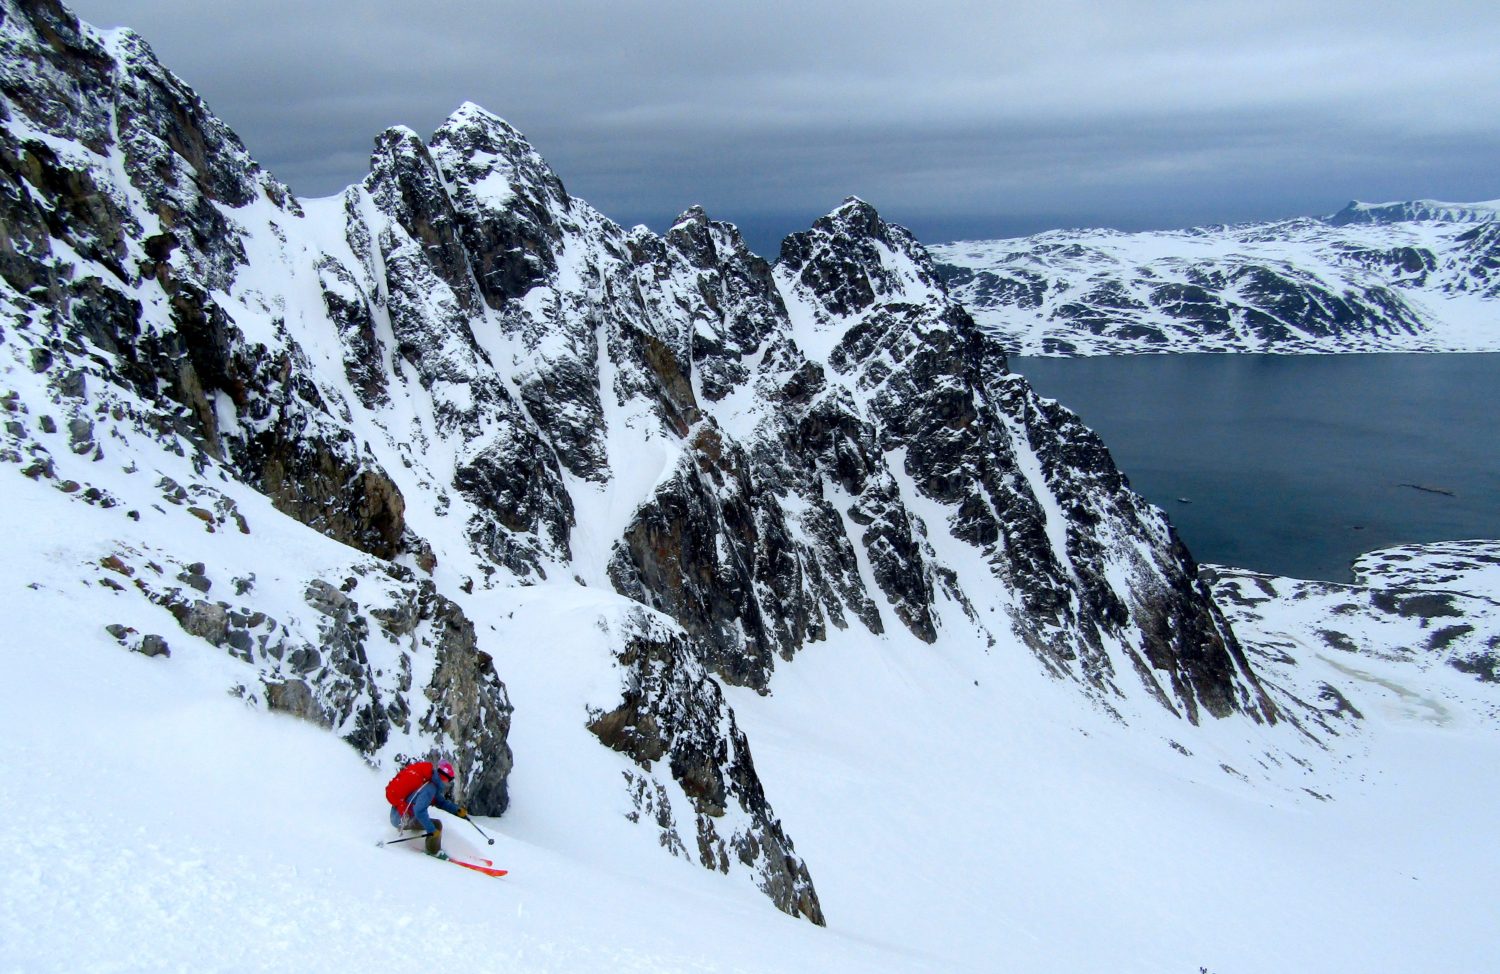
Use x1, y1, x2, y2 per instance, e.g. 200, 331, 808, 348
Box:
0, 0, 408, 559
587, 610, 824, 924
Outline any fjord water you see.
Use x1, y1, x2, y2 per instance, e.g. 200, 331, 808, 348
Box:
1011, 353, 1500, 582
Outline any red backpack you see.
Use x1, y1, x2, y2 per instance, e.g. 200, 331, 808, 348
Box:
385, 761, 434, 814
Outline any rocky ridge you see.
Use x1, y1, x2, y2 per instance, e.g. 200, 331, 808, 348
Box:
3, 0, 1290, 921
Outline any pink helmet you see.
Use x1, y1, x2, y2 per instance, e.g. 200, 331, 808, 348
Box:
436, 761, 456, 780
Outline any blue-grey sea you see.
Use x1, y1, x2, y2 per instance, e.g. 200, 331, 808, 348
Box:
1011, 353, 1500, 582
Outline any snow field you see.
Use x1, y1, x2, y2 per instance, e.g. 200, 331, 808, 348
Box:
3, 369, 1498, 972
726, 620, 1500, 972
0, 478, 931, 974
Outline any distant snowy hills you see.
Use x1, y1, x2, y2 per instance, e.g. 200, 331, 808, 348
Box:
935, 201, 1500, 355
1324, 198, 1500, 226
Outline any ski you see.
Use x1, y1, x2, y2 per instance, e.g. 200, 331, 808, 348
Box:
377, 838, 507, 876
446, 857, 507, 877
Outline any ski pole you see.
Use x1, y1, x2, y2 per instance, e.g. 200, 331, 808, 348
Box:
465, 816, 496, 846
376, 834, 427, 847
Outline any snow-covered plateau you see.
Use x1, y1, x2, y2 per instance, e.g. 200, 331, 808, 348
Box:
934, 201, 1500, 355
2, 1, 1498, 971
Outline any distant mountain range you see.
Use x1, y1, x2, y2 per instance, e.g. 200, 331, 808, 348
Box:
934, 201, 1500, 355
1323, 199, 1500, 226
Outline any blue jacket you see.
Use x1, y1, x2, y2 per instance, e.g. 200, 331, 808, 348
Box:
390, 772, 460, 834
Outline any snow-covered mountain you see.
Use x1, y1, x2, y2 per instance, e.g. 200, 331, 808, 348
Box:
0, 0, 1279, 916
1324, 198, 1500, 226
934, 202, 1500, 355
3, 2, 1499, 969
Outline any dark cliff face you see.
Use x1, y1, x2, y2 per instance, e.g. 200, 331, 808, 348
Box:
1454, 221, 1500, 298
770, 199, 1273, 724
663, 206, 787, 402
0, 0, 407, 560
608, 424, 806, 690
428, 104, 571, 310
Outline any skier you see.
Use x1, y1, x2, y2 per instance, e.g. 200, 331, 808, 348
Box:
386, 759, 469, 859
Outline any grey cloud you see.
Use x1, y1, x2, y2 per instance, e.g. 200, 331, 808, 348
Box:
69, 0, 1500, 253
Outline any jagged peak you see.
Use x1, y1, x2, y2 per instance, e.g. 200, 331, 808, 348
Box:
437, 101, 531, 147
812, 196, 879, 231
777, 195, 947, 317
672, 205, 711, 230
667, 205, 760, 258
781, 195, 924, 262
806, 196, 896, 245
426, 102, 567, 211
431, 102, 545, 171
833, 195, 876, 217
668, 205, 748, 245
359, 124, 451, 215
375, 123, 425, 145
365, 124, 437, 180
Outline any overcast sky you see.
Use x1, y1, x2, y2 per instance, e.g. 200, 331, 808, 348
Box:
69, 0, 1500, 256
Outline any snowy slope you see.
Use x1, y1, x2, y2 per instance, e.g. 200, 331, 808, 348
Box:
5, 470, 1499, 972
934, 207, 1500, 355
0, 501, 868, 972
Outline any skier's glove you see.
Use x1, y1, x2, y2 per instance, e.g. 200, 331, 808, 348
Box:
457, 807, 469, 819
